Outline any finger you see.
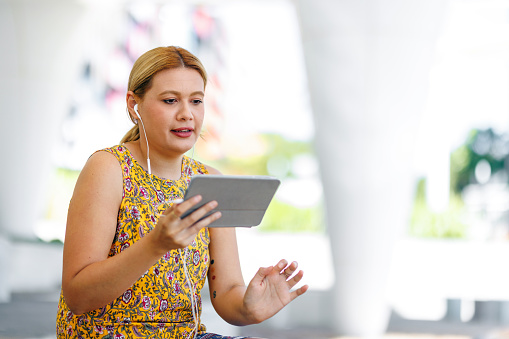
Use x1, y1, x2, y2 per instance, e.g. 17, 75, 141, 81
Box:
165, 198, 183, 211
181, 200, 219, 227
275, 259, 289, 274
167, 212, 216, 248
161, 200, 220, 244
290, 284, 309, 300
280, 261, 298, 280
172, 195, 203, 217
161, 196, 194, 216
189, 210, 222, 230
286, 270, 304, 289
252, 266, 273, 285
157, 199, 197, 236
159, 207, 182, 225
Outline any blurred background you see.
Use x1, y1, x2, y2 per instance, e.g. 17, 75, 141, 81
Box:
1, 0, 509, 338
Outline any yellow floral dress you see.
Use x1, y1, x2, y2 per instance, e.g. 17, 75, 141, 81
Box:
56, 145, 211, 339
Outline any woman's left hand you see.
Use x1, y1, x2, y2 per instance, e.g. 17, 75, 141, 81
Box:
242, 259, 309, 324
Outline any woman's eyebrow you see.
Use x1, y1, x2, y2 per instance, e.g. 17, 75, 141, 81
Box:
190, 91, 205, 97
158, 90, 204, 97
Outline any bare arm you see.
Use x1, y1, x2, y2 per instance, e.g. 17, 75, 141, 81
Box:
62, 152, 220, 315
205, 166, 308, 325
207, 227, 249, 325
207, 228, 308, 326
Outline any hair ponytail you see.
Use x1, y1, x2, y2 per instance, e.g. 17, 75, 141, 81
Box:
120, 125, 140, 144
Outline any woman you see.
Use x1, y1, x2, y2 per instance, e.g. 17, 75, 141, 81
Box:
56, 46, 308, 339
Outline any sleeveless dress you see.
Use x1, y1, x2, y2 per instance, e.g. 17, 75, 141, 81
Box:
56, 145, 213, 338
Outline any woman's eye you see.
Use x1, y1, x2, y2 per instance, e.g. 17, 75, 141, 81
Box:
192, 99, 203, 105
164, 99, 177, 104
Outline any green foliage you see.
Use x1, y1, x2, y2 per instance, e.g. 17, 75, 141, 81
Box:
410, 127, 509, 239
205, 133, 315, 178
45, 167, 80, 221
201, 133, 324, 233
450, 128, 509, 194
409, 178, 468, 238
258, 199, 325, 233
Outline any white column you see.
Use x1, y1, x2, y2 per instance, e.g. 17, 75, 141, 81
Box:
294, 0, 447, 335
0, 0, 87, 300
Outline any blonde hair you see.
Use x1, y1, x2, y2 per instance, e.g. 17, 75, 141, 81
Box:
120, 46, 208, 144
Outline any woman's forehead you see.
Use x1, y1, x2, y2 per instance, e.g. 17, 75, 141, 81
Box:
151, 68, 205, 90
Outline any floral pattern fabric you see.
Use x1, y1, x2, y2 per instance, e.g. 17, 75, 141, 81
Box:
56, 145, 211, 338
196, 334, 253, 339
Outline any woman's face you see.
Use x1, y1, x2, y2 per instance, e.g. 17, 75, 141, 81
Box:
137, 67, 205, 157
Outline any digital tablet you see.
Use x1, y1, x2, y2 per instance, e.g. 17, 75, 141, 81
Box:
181, 175, 281, 227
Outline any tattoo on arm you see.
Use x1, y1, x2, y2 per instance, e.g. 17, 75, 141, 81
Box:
211, 260, 217, 299
209, 259, 216, 280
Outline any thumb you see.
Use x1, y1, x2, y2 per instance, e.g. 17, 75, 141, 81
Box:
252, 266, 272, 285
161, 199, 183, 215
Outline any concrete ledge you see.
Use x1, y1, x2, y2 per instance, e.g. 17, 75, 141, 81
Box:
0, 239, 63, 301
0, 291, 58, 338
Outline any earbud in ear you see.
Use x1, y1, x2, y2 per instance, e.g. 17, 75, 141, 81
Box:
134, 104, 141, 120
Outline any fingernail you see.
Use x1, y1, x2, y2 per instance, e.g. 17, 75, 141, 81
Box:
173, 199, 183, 204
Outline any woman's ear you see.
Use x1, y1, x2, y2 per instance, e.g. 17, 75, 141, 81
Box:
126, 91, 139, 122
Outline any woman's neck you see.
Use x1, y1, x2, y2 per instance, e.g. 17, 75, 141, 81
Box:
125, 140, 185, 180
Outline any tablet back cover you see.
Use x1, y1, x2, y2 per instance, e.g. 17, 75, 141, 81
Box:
182, 175, 280, 227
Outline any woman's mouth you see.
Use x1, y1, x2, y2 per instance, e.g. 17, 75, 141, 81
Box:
171, 128, 194, 138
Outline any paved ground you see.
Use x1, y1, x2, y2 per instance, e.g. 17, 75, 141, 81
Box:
0, 292, 59, 338
1, 291, 509, 339
3, 234, 509, 338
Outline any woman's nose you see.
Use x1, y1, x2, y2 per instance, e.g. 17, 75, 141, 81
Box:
177, 104, 193, 120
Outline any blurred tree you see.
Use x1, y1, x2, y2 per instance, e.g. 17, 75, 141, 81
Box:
450, 128, 509, 194
200, 133, 325, 233
410, 128, 509, 239
409, 178, 467, 238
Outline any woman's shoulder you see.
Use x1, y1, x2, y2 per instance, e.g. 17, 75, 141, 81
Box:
185, 156, 222, 176
73, 147, 124, 202
77, 146, 126, 183
204, 164, 222, 175
86, 145, 133, 167
94, 145, 129, 158
83, 147, 123, 172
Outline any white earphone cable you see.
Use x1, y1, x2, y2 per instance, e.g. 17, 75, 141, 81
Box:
179, 249, 199, 339
137, 113, 152, 176
134, 105, 199, 338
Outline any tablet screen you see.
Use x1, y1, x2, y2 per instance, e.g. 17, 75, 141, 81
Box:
181, 175, 280, 227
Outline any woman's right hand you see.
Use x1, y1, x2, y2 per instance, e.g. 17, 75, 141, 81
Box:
148, 195, 221, 253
